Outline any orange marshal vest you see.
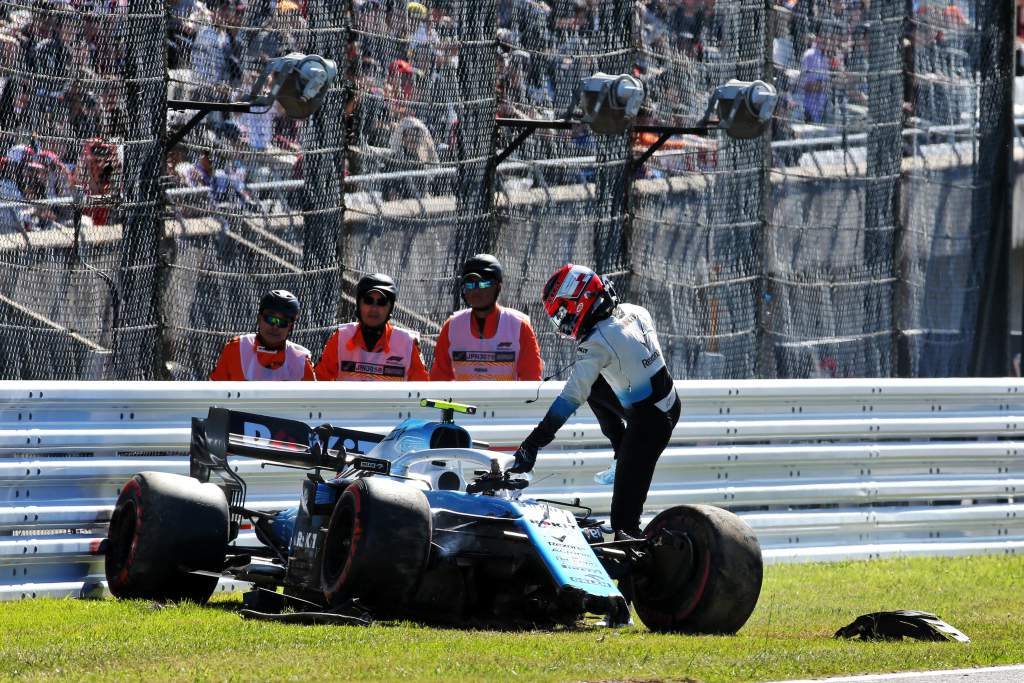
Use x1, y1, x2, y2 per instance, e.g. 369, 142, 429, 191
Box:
447, 308, 522, 380
334, 322, 418, 381
237, 334, 311, 381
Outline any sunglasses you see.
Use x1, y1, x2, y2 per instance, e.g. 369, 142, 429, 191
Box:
361, 294, 390, 307
262, 313, 294, 329
463, 279, 495, 290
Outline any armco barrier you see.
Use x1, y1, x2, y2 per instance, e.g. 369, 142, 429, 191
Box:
1, 379, 1022, 599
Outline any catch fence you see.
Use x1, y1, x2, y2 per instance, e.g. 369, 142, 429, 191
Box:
0, 0, 1012, 380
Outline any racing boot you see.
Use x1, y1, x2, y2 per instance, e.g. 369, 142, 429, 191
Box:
597, 596, 634, 628
593, 459, 617, 485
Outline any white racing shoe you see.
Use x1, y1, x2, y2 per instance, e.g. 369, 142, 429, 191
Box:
593, 460, 617, 485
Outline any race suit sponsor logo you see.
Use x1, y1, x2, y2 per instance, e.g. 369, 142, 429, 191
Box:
642, 349, 662, 367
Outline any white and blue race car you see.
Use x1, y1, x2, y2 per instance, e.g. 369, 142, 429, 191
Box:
103, 400, 762, 633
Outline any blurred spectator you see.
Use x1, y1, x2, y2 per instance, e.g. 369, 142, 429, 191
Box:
387, 58, 415, 103
181, 146, 216, 188
0, 34, 20, 124
798, 34, 829, 123
772, 7, 795, 68
22, 10, 72, 136
192, 0, 242, 94
0, 156, 23, 234
497, 48, 541, 118
166, 143, 190, 187
75, 138, 120, 226
14, 159, 59, 231
62, 79, 102, 158
98, 89, 131, 139
244, 0, 309, 71
383, 116, 438, 200
407, 2, 435, 50
672, 0, 706, 58
8, 140, 72, 205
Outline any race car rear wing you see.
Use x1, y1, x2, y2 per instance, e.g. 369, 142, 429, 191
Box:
190, 407, 391, 539
192, 406, 387, 473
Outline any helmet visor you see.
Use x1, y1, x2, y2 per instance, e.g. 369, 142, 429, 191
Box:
548, 304, 579, 338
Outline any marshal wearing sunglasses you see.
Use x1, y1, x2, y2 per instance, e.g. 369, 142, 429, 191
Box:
210, 290, 316, 381
315, 273, 429, 381
430, 254, 543, 382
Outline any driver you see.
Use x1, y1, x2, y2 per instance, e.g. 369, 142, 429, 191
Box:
509, 264, 680, 539
210, 289, 316, 381
315, 273, 429, 381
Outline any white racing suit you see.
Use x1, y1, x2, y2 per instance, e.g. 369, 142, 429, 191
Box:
523, 303, 680, 535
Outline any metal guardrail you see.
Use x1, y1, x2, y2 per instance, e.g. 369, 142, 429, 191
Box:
0, 378, 1022, 599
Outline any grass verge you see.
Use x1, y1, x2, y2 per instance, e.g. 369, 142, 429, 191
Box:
0, 554, 1021, 682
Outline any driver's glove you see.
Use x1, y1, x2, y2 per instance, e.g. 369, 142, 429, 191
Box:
509, 440, 538, 474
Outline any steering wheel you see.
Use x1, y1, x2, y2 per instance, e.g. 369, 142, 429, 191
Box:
466, 473, 530, 495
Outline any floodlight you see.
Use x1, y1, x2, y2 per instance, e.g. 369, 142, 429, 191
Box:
249, 52, 338, 119
712, 79, 778, 139
578, 72, 645, 135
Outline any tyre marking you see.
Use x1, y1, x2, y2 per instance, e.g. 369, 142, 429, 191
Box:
674, 551, 711, 621
328, 484, 363, 600
112, 478, 143, 588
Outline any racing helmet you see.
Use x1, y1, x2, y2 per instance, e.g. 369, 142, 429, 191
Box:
259, 289, 301, 319
462, 254, 503, 284
542, 264, 615, 340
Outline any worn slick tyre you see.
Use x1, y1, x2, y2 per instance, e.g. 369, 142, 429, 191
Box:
320, 477, 431, 612
105, 471, 229, 603
633, 504, 762, 634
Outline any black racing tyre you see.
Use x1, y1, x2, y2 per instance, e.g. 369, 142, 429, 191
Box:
633, 504, 762, 634
320, 477, 431, 612
105, 471, 229, 604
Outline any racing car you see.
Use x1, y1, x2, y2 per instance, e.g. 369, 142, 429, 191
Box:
103, 399, 763, 633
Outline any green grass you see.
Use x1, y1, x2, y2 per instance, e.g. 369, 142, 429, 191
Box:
1, 555, 1022, 682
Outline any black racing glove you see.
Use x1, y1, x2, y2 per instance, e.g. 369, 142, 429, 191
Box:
508, 422, 557, 474
509, 441, 538, 474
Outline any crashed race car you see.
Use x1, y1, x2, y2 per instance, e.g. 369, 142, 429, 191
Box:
103, 399, 763, 633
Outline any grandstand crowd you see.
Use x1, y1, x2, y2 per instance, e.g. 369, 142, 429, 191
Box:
0, 0, 983, 233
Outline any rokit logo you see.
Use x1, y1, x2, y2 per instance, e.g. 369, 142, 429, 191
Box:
294, 530, 318, 549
